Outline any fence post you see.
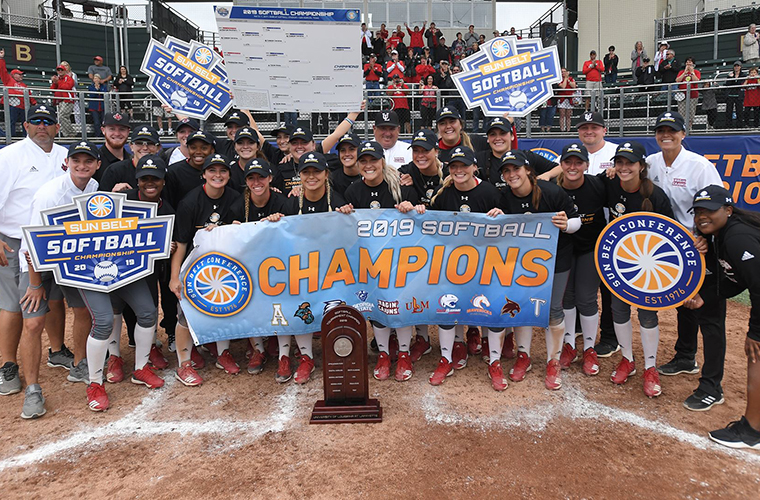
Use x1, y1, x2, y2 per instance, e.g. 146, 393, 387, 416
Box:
23, 88, 30, 113
78, 92, 88, 141
685, 81, 691, 133
362, 88, 369, 140
713, 8, 718, 60
3, 87, 11, 144
619, 86, 624, 137
666, 85, 672, 112
526, 111, 532, 138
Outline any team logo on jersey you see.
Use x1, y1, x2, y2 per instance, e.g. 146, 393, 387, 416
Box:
184, 252, 252, 317
459, 204, 471, 212
466, 294, 492, 316
370, 200, 382, 209
437, 294, 461, 314
294, 301, 314, 324
501, 297, 521, 317
377, 299, 400, 315
595, 213, 704, 310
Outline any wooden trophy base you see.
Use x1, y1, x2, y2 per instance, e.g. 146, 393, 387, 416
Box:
309, 399, 383, 424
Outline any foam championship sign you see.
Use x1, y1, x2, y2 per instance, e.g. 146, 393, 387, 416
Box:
452, 36, 562, 117
180, 210, 560, 343
141, 35, 234, 120
595, 213, 705, 310
22, 192, 174, 292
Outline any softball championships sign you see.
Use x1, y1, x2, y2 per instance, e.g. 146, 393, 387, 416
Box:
141, 35, 234, 120
22, 192, 174, 292
452, 36, 562, 117
180, 210, 559, 344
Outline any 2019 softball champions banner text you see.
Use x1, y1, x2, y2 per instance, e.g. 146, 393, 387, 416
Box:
180, 210, 559, 344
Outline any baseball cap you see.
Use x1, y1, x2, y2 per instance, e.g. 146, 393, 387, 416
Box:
202, 153, 230, 171
435, 106, 461, 122
56, 65, 65, 71
93, 56, 103, 61
103, 112, 130, 128
560, 143, 589, 162
270, 124, 293, 137
10, 69, 23, 76
175, 117, 200, 132
500, 149, 530, 169
289, 127, 314, 143
27, 104, 57, 123
391, 49, 398, 55
244, 158, 273, 178
654, 111, 686, 131
375, 110, 400, 128
187, 130, 216, 146
224, 111, 249, 127
485, 116, 512, 134
337, 132, 361, 148
298, 152, 329, 173
234, 127, 259, 143
448, 146, 477, 167
130, 125, 160, 144
689, 185, 734, 212
577, 111, 605, 128
734, 60, 743, 67
357, 141, 384, 160
409, 129, 438, 150
135, 155, 167, 179
67, 140, 100, 159
611, 140, 647, 163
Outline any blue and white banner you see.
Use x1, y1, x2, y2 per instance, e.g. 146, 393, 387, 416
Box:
22, 192, 174, 293
452, 36, 562, 118
140, 35, 234, 120
180, 210, 559, 344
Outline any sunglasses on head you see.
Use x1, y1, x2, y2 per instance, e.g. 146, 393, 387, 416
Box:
29, 118, 55, 126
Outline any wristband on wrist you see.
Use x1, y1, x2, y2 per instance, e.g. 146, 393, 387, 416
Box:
344, 118, 355, 126
29, 283, 43, 290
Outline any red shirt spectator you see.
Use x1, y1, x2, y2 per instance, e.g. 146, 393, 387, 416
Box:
582, 56, 604, 82
377, 24, 389, 40
0, 58, 37, 109
363, 57, 383, 82
388, 33, 402, 51
416, 59, 436, 83
557, 75, 577, 105
744, 73, 760, 107
676, 59, 701, 99
51, 68, 76, 105
387, 81, 409, 110
386, 55, 405, 80
406, 22, 426, 49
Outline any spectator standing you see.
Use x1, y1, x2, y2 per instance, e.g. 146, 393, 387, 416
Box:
743, 24, 760, 64
113, 66, 134, 119
631, 41, 648, 75
658, 48, 680, 88
60, 61, 81, 128
582, 50, 604, 112
433, 60, 452, 89
419, 75, 438, 127
388, 31, 402, 51
653, 42, 669, 71
387, 75, 411, 133
434, 36, 452, 66
377, 23, 389, 41
701, 75, 718, 130
386, 50, 405, 80
372, 34, 386, 62
603, 46, 618, 84
425, 22, 441, 50
725, 61, 745, 128
51, 64, 76, 137
451, 32, 467, 65
464, 25, 479, 48
510, 27, 522, 40
676, 56, 701, 129
395, 25, 405, 44
87, 74, 107, 137
361, 25, 373, 58
636, 57, 656, 90
405, 22, 426, 56
743, 66, 760, 127
557, 68, 577, 132
364, 53, 384, 104
87, 55, 112, 84
403, 48, 419, 84
0, 48, 37, 137
416, 57, 436, 84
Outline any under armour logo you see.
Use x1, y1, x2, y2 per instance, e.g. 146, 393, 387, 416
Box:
307, 206, 315, 212
461, 196, 468, 201
371, 192, 378, 197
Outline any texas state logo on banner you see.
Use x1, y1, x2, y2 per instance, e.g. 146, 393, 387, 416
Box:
22, 192, 174, 293
140, 35, 234, 120
180, 210, 560, 344
595, 213, 705, 310
452, 36, 562, 117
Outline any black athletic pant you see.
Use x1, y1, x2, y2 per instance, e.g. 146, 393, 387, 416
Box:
123, 262, 177, 344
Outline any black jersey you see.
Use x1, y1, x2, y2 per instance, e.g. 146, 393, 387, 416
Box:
602, 175, 675, 220
430, 180, 501, 213
165, 159, 205, 208
560, 174, 607, 254
230, 190, 288, 222
174, 185, 240, 245
344, 180, 419, 209
271, 144, 337, 196
262, 141, 286, 165
125, 189, 175, 216
475, 150, 558, 191
500, 179, 578, 273
215, 137, 237, 161
329, 168, 362, 197
99, 158, 137, 192
437, 135, 488, 168
96, 146, 129, 183
398, 161, 443, 207
284, 190, 346, 215
227, 159, 248, 194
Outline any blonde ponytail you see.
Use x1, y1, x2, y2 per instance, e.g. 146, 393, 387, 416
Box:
382, 160, 403, 205
430, 174, 454, 205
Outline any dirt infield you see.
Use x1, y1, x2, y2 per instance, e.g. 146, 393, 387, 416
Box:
1, 300, 758, 499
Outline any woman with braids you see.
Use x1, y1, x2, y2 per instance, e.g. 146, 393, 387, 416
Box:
686, 185, 760, 450
602, 141, 674, 398
265, 152, 346, 384
434, 107, 491, 166
490, 149, 580, 391
338, 141, 421, 382
227, 127, 268, 194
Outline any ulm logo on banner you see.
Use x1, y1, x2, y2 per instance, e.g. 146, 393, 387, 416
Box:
594, 213, 705, 310
22, 192, 174, 293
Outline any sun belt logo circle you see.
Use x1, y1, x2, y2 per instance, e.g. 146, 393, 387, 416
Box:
184, 252, 252, 317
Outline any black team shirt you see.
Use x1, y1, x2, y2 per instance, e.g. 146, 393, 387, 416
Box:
344, 180, 419, 208
559, 174, 607, 254
284, 190, 346, 215
165, 159, 205, 208
99, 158, 138, 192
329, 168, 362, 197
398, 161, 443, 207
602, 175, 674, 221
430, 180, 501, 213
230, 190, 288, 222
174, 185, 240, 250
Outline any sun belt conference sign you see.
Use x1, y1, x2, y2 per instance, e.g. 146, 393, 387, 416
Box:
452, 36, 562, 118
22, 192, 174, 293
141, 35, 234, 120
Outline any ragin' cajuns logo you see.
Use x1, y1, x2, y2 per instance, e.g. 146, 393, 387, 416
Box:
594, 213, 705, 310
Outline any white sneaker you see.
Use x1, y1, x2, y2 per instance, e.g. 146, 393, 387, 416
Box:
167, 128, 174, 135
158, 128, 165, 136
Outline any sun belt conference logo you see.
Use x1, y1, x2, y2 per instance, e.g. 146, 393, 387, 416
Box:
595, 213, 704, 310
87, 194, 114, 218
184, 253, 252, 317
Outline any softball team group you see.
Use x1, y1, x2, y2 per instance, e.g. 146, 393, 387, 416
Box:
1, 104, 758, 450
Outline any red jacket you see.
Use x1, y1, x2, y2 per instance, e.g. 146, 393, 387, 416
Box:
387, 83, 409, 110
388, 35, 402, 50
0, 59, 36, 109
51, 74, 76, 104
377, 28, 389, 40
386, 60, 405, 80
363, 62, 383, 82
407, 28, 425, 48
416, 63, 436, 83
582, 59, 604, 82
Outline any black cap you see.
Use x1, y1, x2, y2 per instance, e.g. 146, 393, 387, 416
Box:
244, 158, 272, 178
374, 110, 400, 127
577, 111, 605, 128
560, 142, 589, 162
690, 185, 734, 212
409, 129, 438, 150
611, 140, 647, 163
447, 145, 477, 166
298, 151, 329, 172
500, 149, 530, 169
734, 60, 742, 67
224, 110, 249, 127
289, 126, 314, 143
103, 112, 130, 128
175, 117, 200, 132
187, 130, 216, 146
270, 124, 293, 137
435, 106, 461, 122
135, 154, 167, 179
27, 104, 57, 123
202, 153, 230, 171
485, 116, 512, 134
67, 140, 100, 159
654, 111, 686, 131
336, 132, 361, 148
130, 125, 160, 144
357, 140, 385, 160
234, 127, 259, 143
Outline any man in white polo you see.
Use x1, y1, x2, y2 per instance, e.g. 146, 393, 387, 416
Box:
373, 110, 411, 169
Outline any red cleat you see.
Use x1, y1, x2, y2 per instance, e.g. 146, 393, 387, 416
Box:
106, 355, 124, 383
502, 331, 516, 359
247, 349, 266, 375
409, 337, 432, 362
582, 348, 600, 376
452, 341, 468, 370
643, 367, 662, 398
395, 352, 414, 381
559, 343, 579, 369
373, 352, 391, 381
611, 357, 636, 385
466, 327, 482, 355
175, 360, 203, 386
295, 355, 315, 384
149, 344, 169, 370
509, 351, 532, 382
215, 349, 240, 375
488, 361, 508, 391
276, 356, 292, 383
131, 365, 165, 389
545, 359, 562, 390
87, 382, 109, 411
190, 346, 205, 370
429, 357, 454, 386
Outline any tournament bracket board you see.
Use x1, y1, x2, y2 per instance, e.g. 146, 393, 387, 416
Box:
214, 6, 363, 112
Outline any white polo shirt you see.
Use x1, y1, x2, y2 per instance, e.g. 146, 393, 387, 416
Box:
646, 147, 723, 228
586, 140, 618, 176
383, 140, 412, 169
0, 137, 68, 239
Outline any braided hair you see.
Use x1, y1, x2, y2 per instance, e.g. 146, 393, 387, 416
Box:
637, 159, 655, 212
297, 175, 332, 215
